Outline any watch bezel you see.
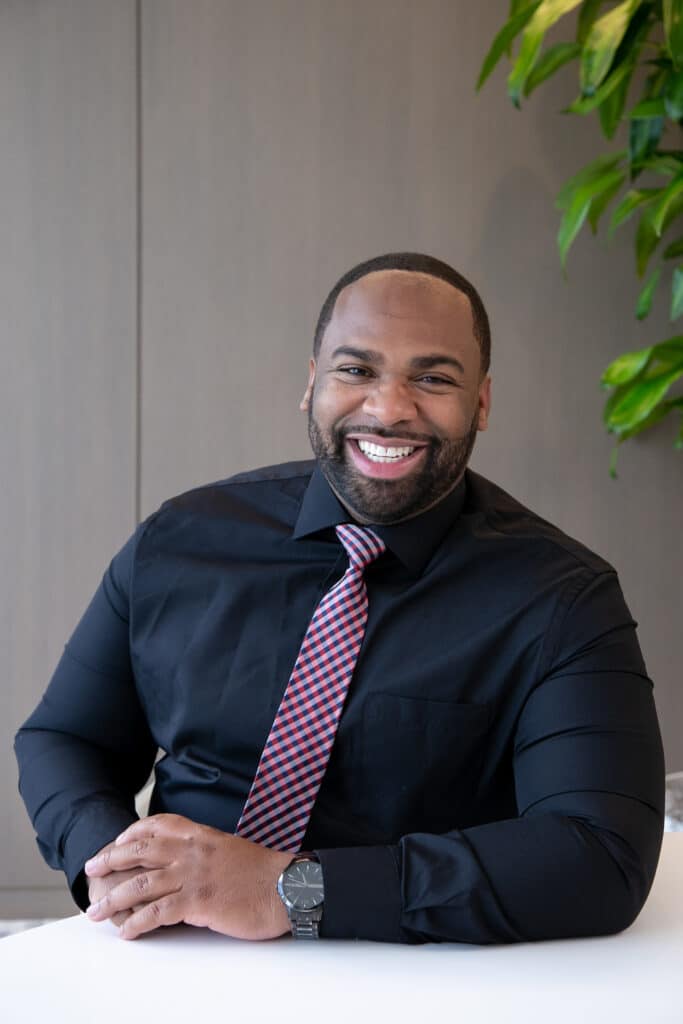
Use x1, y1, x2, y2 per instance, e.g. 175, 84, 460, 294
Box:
277, 855, 324, 913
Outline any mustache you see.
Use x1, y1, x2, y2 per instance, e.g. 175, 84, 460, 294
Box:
336, 425, 437, 445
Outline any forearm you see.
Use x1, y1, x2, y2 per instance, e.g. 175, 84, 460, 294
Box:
317, 795, 664, 944
14, 537, 158, 907
317, 632, 665, 944
15, 725, 144, 908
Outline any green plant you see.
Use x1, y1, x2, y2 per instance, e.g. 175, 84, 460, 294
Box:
478, 0, 683, 476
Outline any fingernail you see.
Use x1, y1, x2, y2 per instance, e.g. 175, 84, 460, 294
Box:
84, 858, 97, 874
86, 901, 101, 918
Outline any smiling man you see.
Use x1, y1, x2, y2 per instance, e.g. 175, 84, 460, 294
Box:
15, 252, 664, 945
303, 267, 487, 525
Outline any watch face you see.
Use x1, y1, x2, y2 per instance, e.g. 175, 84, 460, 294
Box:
281, 859, 324, 910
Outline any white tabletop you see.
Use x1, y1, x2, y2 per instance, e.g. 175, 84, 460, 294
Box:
1, 833, 681, 1024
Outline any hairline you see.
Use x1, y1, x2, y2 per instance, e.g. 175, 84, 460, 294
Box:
315, 268, 486, 380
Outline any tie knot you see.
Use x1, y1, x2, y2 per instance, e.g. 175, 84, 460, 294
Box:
335, 523, 386, 571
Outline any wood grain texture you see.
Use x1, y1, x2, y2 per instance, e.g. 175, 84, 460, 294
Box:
1, 0, 137, 898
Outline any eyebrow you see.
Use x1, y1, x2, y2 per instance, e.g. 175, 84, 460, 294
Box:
330, 345, 466, 376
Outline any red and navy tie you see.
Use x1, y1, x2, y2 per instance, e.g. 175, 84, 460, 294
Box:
235, 523, 385, 851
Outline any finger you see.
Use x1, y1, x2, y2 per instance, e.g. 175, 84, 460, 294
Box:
88, 866, 143, 902
119, 892, 184, 940
85, 836, 172, 877
111, 903, 149, 928
115, 814, 193, 847
87, 870, 179, 922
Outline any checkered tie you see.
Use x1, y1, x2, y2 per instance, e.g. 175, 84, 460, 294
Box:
235, 523, 385, 851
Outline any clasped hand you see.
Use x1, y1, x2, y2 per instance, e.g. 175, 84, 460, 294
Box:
85, 813, 292, 941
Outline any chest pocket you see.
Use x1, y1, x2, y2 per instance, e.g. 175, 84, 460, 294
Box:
358, 693, 492, 836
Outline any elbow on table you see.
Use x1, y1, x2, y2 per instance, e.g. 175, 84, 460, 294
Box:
573, 819, 664, 940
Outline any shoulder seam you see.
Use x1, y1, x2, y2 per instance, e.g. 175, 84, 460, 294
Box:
480, 505, 613, 574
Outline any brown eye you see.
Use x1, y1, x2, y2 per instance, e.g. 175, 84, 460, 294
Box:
338, 366, 371, 378
417, 375, 458, 387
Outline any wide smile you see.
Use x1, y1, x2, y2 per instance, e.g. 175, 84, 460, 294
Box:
345, 436, 429, 480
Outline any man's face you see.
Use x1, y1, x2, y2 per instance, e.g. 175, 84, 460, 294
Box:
300, 270, 491, 524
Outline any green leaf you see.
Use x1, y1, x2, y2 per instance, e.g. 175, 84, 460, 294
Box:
636, 266, 661, 318
577, 0, 611, 45
649, 335, 683, 363
601, 345, 653, 387
557, 192, 591, 269
636, 202, 663, 275
612, 395, 683, 441
651, 174, 683, 235
608, 187, 659, 236
508, 0, 584, 107
556, 150, 626, 211
510, 0, 541, 12
588, 172, 626, 232
580, 0, 645, 96
608, 441, 621, 478
557, 168, 625, 266
627, 97, 667, 117
510, 0, 538, 14
598, 60, 636, 137
664, 68, 683, 118
671, 266, 683, 319
628, 114, 664, 169
567, 59, 635, 113
641, 154, 683, 176
664, 0, 683, 71
663, 235, 683, 257
477, 2, 542, 91
606, 361, 683, 431
523, 42, 582, 95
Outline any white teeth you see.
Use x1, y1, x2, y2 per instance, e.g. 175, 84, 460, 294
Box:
357, 440, 416, 462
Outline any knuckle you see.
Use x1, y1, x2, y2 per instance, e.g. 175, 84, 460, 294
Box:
134, 873, 150, 896
133, 839, 149, 857
149, 901, 162, 921
97, 892, 111, 913
196, 883, 215, 903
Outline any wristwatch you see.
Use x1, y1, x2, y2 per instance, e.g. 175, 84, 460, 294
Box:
277, 852, 324, 939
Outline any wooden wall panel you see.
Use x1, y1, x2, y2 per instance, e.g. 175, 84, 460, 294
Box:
0, 0, 137, 915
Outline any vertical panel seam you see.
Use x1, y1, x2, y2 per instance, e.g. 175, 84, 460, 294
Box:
135, 0, 142, 526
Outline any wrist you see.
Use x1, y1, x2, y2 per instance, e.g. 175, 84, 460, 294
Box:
267, 851, 293, 937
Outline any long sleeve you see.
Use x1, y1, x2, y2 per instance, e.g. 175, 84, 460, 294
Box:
316, 570, 666, 943
14, 524, 158, 910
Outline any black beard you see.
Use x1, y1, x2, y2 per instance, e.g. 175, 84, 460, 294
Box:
307, 410, 479, 524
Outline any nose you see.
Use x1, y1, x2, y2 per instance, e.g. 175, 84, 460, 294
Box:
362, 377, 418, 427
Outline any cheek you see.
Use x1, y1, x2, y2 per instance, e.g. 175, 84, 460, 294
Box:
420, 399, 471, 439
312, 383, 361, 424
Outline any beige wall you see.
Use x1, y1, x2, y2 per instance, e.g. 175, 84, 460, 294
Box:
2, 0, 681, 917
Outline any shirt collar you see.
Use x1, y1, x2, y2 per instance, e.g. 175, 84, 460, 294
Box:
292, 463, 467, 575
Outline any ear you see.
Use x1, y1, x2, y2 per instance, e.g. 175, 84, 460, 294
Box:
299, 358, 316, 412
477, 375, 491, 431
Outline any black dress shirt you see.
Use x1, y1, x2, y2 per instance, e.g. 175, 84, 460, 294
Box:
15, 460, 665, 944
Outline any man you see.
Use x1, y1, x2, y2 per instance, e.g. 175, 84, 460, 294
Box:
15, 252, 664, 945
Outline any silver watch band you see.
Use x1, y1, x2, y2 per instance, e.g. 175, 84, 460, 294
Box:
290, 915, 320, 939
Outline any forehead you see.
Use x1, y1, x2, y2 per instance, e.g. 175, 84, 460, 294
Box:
322, 270, 477, 362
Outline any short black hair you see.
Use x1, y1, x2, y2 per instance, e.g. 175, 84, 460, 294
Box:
313, 252, 491, 377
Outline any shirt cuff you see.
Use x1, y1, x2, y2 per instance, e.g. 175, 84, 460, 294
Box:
315, 844, 402, 942
60, 800, 139, 911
